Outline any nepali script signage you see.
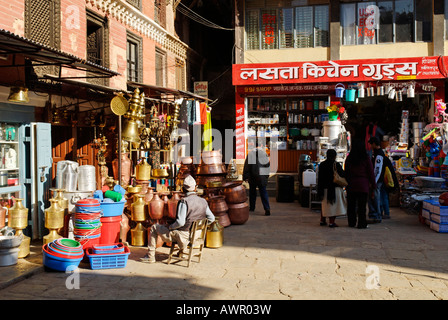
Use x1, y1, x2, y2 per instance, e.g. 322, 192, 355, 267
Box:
232, 56, 446, 86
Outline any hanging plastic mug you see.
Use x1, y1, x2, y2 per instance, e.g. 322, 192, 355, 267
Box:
396, 90, 403, 102
377, 86, 385, 96
335, 83, 345, 98
388, 88, 396, 100
407, 85, 415, 98
358, 84, 365, 98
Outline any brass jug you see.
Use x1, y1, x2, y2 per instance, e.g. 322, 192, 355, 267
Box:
131, 194, 147, 222
43, 199, 64, 244
136, 157, 151, 181
131, 222, 146, 247
9, 198, 28, 230
206, 221, 223, 248
54, 189, 69, 215
8, 198, 30, 258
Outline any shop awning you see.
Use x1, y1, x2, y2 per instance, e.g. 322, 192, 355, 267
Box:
128, 81, 211, 102
0, 29, 120, 79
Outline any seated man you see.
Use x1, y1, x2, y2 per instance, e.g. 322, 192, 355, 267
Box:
140, 175, 215, 263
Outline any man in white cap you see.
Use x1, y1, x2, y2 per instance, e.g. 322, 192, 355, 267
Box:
140, 175, 215, 263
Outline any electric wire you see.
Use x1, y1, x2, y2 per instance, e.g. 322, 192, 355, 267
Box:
177, 2, 234, 31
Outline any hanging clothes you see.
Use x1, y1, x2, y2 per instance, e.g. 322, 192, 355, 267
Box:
194, 101, 201, 125
186, 100, 195, 125
202, 106, 213, 151
199, 102, 208, 125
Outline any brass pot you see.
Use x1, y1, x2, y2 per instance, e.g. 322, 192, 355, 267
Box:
196, 163, 227, 175
222, 181, 248, 204
131, 222, 146, 247
227, 202, 250, 225
152, 168, 169, 178
131, 194, 147, 222
127, 185, 142, 194
45, 199, 64, 230
206, 221, 223, 248
136, 157, 151, 180
8, 198, 28, 230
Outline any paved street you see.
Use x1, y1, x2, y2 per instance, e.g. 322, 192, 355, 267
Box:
1, 197, 448, 302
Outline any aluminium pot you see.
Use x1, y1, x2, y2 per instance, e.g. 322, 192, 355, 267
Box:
227, 202, 250, 225
222, 181, 248, 204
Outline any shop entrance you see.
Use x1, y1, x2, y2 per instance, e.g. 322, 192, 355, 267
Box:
51, 126, 98, 186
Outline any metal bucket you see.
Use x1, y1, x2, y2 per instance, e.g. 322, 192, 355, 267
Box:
56, 161, 79, 191
77, 165, 96, 192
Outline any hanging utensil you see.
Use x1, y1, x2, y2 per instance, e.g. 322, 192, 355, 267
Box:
110, 93, 130, 187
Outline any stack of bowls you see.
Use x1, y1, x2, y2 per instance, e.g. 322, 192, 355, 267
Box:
42, 238, 84, 271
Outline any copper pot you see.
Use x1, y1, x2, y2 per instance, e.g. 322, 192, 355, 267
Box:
196, 163, 227, 175
0, 207, 7, 229
223, 181, 248, 204
208, 195, 228, 214
227, 202, 249, 225
214, 211, 231, 228
167, 191, 182, 220
149, 193, 164, 220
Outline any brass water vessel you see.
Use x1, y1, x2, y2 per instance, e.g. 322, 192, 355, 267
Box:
8, 198, 30, 258
136, 157, 151, 180
43, 199, 64, 244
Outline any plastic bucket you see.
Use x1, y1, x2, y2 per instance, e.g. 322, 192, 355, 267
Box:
328, 111, 339, 121
345, 88, 356, 102
99, 216, 122, 245
100, 201, 125, 217
335, 83, 345, 98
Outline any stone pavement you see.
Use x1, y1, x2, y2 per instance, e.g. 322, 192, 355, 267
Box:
1, 197, 448, 301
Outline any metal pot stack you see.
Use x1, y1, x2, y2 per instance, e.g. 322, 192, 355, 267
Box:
195, 151, 227, 188
222, 181, 250, 225
176, 156, 196, 189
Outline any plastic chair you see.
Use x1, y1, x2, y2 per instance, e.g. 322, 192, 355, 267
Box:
167, 218, 208, 267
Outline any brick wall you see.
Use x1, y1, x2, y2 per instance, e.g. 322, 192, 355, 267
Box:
0, 0, 25, 36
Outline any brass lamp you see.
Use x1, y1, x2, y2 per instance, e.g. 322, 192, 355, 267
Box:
8, 86, 29, 103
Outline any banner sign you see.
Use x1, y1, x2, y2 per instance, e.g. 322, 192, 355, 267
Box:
232, 56, 447, 86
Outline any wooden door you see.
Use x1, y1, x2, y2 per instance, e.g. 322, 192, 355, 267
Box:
76, 127, 97, 166
51, 126, 74, 185
51, 126, 98, 187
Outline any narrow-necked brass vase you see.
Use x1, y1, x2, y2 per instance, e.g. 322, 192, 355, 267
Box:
43, 199, 64, 245
131, 194, 147, 247
8, 198, 30, 258
131, 222, 146, 246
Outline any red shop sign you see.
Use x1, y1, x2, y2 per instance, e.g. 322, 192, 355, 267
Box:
232, 56, 448, 86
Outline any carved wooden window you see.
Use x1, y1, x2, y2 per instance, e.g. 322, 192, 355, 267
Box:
25, 0, 60, 48
127, 0, 142, 10
86, 10, 109, 85
175, 59, 185, 90
155, 48, 166, 87
155, 0, 167, 28
25, 0, 61, 79
127, 32, 143, 83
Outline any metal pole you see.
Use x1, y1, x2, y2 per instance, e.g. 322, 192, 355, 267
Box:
118, 115, 122, 186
